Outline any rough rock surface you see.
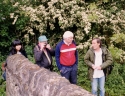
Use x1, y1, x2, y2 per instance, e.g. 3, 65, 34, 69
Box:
6, 54, 93, 96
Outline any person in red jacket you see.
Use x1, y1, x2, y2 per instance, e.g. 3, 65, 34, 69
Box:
55, 31, 78, 84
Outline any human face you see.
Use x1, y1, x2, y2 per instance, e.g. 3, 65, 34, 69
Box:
39, 41, 47, 48
92, 39, 100, 50
64, 37, 73, 44
15, 45, 22, 51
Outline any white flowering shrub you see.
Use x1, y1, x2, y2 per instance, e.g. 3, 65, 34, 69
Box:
8, 0, 124, 63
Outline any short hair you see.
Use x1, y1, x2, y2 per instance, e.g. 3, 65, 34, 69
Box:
92, 37, 102, 47
63, 31, 74, 39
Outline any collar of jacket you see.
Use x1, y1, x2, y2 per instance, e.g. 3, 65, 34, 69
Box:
89, 45, 108, 55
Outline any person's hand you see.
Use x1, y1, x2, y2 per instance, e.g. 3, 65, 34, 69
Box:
39, 43, 45, 51
92, 64, 97, 69
60, 70, 62, 72
46, 44, 51, 50
1, 63, 6, 71
96, 66, 102, 70
1, 66, 5, 71
92, 64, 102, 70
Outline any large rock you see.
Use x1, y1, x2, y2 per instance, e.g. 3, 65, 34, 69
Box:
6, 54, 93, 96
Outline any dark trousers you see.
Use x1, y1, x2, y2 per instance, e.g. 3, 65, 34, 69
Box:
60, 64, 77, 84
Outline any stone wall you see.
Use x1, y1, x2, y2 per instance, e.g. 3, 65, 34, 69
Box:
6, 54, 93, 96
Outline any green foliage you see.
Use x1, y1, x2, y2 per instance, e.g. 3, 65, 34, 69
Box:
111, 33, 125, 49
109, 46, 125, 63
0, 63, 6, 96
105, 63, 125, 96
25, 45, 35, 63
77, 57, 91, 91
